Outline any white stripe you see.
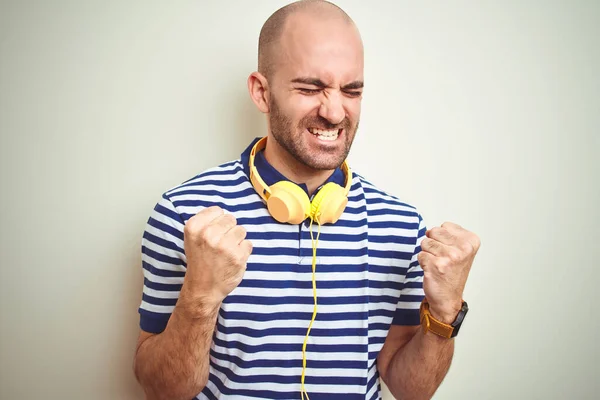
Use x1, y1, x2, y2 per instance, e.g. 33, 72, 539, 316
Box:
139, 300, 174, 314
231, 286, 378, 298
212, 361, 367, 378
219, 316, 368, 330
396, 301, 421, 310
142, 239, 185, 264
142, 269, 184, 285
169, 181, 253, 195
144, 223, 184, 249
141, 253, 186, 273
368, 315, 395, 325
143, 286, 180, 300
222, 302, 369, 315
151, 204, 185, 229
245, 254, 370, 265
244, 270, 367, 282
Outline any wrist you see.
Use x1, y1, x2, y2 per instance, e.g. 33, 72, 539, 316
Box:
428, 301, 462, 324
177, 286, 222, 319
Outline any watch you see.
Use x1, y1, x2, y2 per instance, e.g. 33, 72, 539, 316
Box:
420, 298, 469, 339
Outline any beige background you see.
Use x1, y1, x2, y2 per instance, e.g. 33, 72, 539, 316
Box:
1, 1, 599, 399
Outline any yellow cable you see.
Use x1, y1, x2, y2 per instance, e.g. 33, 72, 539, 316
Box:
301, 217, 321, 400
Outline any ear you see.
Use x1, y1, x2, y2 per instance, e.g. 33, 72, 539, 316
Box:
247, 72, 270, 114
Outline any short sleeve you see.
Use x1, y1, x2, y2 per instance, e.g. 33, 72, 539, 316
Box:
391, 213, 426, 326
138, 194, 186, 334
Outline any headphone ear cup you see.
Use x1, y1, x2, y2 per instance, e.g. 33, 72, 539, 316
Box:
268, 181, 311, 224
310, 183, 348, 224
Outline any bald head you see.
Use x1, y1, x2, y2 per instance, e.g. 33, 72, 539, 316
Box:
258, 0, 357, 80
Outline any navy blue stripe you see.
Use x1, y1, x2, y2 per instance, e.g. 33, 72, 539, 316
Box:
369, 208, 416, 217
370, 220, 419, 230
219, 310, 368, 322
246, 263, 369, 274
176, 200, 266, 213
198, 385, 218, 400
363, 195, 415, 209
213, 337, 367, 354
369, 234, 417, 245
154, 198, 182, 224
369, 249, 413, 260
142, 260, 185, 278
243, 264, 408, 277
392, 308, 422, 326
217, 323, 367, 338
147, 216, 183, 242
247, 231, 369, 242
370, 265, 408, 275
142, 293, 177, 307
398, 294, 425, 303
144, 278, 182, 292
368, 308, 396, 318
142, 245, 186, 267
176, 175, 248, 191
406, 269, 424, 279
368, 335, 385, 346
404, 281, 423, 289
368, 323, 391, 332
169, 187, 257, 199
223, 295, 398, 306
143, 231, 184, 254
369, 279, 403, 290
238, 277, 401, 291
239, 279, 370, 290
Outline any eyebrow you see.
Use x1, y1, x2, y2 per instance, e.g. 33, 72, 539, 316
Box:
291, 77, 364, 90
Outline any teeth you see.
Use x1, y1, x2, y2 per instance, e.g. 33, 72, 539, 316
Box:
308, 128, 339, 141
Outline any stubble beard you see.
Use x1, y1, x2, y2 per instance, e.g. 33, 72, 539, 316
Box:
268, 96, 358, 171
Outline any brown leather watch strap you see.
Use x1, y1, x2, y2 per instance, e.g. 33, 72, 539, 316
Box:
420, 299, 455, 339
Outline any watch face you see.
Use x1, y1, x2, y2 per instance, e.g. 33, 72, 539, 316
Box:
450, 302, 469, 338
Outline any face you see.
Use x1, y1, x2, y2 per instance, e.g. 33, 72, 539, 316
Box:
267, 13, 364, 171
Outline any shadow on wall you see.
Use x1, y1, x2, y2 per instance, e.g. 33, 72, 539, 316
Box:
120, 86, 265, 399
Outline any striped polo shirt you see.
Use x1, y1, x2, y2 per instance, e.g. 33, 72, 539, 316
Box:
139, 138, 426, 400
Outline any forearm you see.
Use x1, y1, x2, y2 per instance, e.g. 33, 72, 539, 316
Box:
384, 328, 454, 400
134, 297, 220, 400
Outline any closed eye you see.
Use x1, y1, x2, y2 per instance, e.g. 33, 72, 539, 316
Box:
343, 90, 362, 98
297, 88, 321, 95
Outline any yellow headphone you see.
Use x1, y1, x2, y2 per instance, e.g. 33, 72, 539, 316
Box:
248, 136, 352, 225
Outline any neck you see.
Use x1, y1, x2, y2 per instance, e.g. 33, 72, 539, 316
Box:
263, 136, 333, 197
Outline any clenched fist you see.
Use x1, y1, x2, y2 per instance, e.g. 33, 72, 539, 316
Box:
180, 206, 253, 310
417, 222, 480, 323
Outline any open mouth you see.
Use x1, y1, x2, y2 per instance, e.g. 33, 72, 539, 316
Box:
307, 127, 342, 141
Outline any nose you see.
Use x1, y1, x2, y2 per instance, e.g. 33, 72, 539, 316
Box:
318, 92, 345, 125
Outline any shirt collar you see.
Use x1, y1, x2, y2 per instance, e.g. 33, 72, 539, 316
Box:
241, 137, 346, 197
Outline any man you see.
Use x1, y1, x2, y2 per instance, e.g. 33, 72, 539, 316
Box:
134, 1, 480, 399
